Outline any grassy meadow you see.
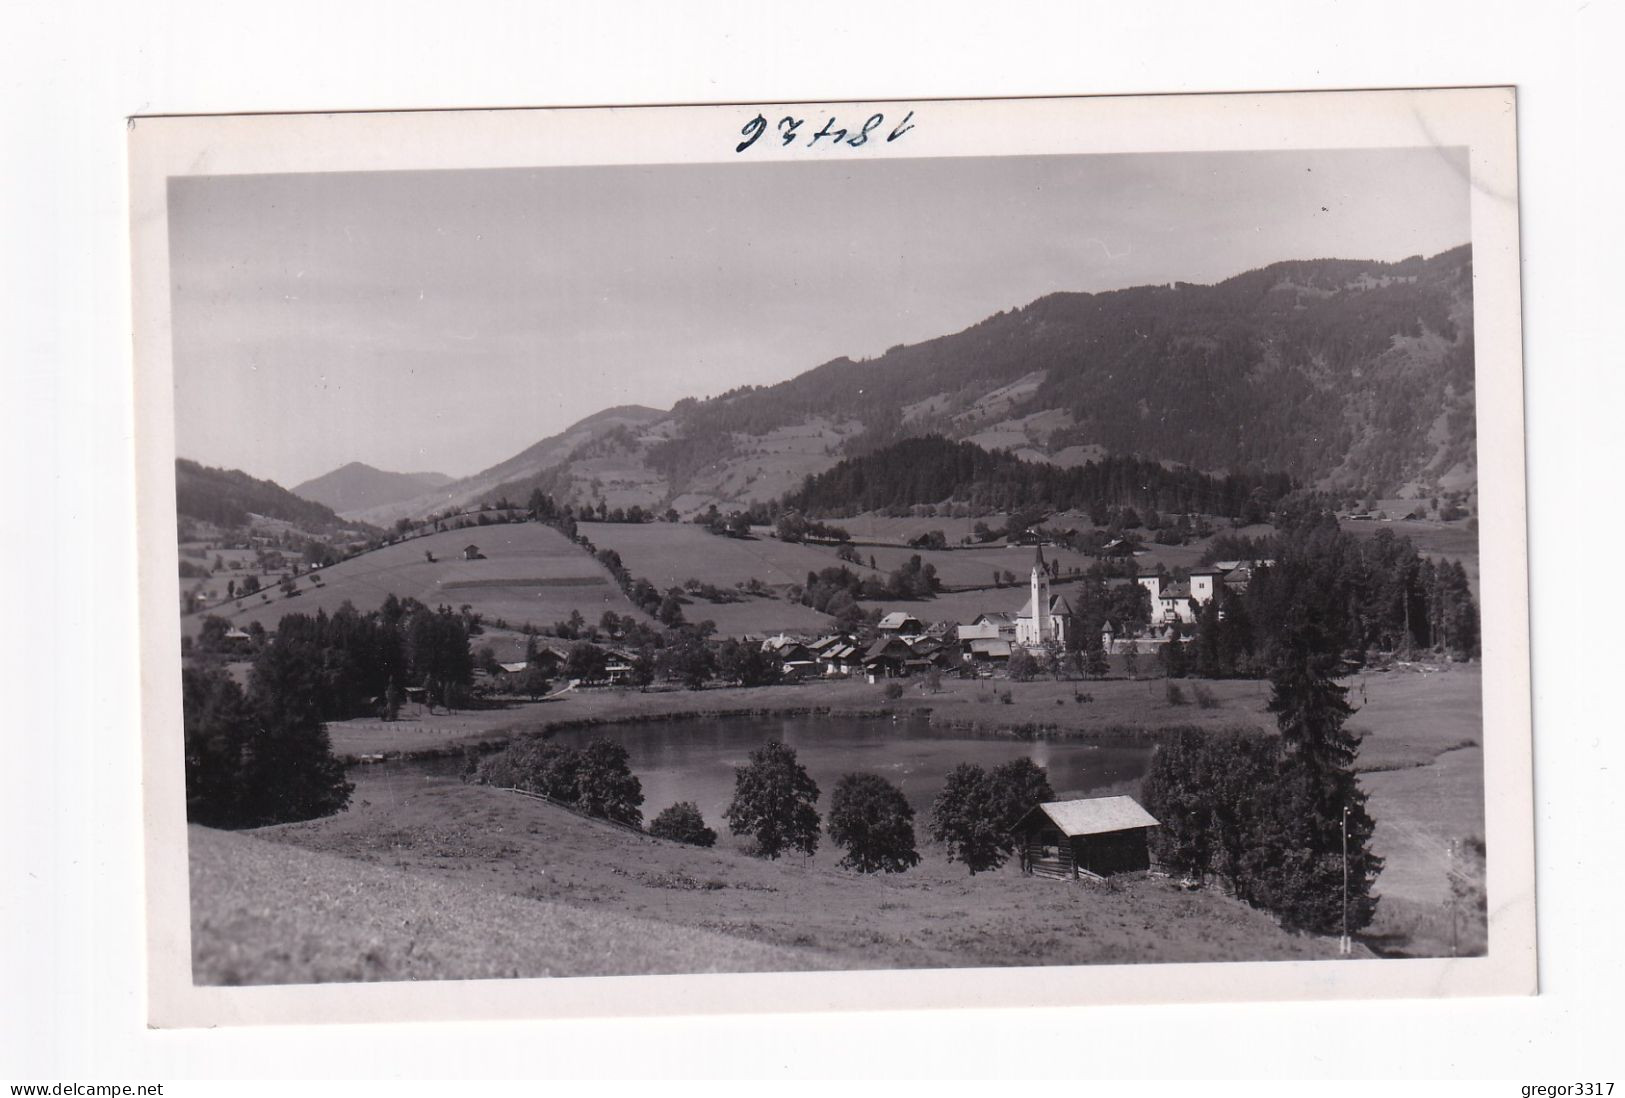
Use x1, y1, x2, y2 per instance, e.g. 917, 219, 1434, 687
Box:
322, 663, 1484, 921
217, 773, 1364, 985
189, 824, 827, 984
184, 523, 651, 638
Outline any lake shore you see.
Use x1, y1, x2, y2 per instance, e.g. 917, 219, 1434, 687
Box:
201, 662, 1483, 982
326, 673, 1280, 762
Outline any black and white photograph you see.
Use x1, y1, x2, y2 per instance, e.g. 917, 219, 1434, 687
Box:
128, 89, 1534, 1025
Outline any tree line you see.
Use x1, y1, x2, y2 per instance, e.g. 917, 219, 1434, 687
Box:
778, 436, 1296, 520
788, 556, 941, 623
1157, 510, 1480, 680
469, 733, 1072, 876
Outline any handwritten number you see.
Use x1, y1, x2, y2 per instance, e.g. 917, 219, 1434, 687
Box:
736, 109, 913, 151
810, 116, 847, 146
847, 113, 884, 147
736, 114, 766, 153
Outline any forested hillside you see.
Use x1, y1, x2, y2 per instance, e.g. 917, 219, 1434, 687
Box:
781, 437, 1295, 518
667, 246, 1474, 497
175, 458, 355, 533
368, 246, 1474, 522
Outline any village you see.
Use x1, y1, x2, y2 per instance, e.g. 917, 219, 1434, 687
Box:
158, 155, 1491, 985
177, 494, 1487, 982
491, 545, 1273, 689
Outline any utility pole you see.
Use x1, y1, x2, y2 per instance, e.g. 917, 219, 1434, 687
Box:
1448, 839, 1459, 958
1340, 804, 1351, 956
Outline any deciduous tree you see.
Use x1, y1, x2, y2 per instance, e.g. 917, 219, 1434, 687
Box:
649, 801, 718, 847
827, 773, 920, 873
574, 739, 644, 826
725, 740, 821, 858
927, 763, 1008, 874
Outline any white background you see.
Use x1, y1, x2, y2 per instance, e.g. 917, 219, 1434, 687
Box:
1, 0, 1619, 1083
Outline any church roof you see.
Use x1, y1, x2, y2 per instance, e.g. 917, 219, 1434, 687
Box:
1016, 593, 1075, 619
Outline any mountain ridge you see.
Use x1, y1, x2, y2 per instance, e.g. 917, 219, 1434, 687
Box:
292, 462, 455, 517
353, 246, 1477, 523
176, 458, 357, 534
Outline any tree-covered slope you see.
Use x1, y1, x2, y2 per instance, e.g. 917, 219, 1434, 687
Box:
175, 458, 353, 532
665, 246, 1475, 496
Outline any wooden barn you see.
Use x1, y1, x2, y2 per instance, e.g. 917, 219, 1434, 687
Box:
1011, 796, 1160, 879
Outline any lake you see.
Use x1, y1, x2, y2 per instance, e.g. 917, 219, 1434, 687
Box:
363, 715, 1154, 834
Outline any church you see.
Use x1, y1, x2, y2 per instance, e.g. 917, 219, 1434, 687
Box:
1014, 544, 1075, 648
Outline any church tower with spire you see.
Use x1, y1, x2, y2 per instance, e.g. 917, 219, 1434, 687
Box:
1030, 544, 1051, 642
1012, 542, 1073, 649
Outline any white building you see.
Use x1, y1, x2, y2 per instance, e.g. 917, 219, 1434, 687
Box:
1014, 545, 1074, 648
1137, 560, 1274, 625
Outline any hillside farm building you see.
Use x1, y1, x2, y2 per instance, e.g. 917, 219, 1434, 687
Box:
1011, 796, 1160, 879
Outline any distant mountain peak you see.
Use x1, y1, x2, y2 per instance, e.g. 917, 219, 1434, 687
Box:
293, 463, 457, 517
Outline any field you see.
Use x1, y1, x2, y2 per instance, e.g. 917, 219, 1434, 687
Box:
321, 664, 1485, 921
678, 418, 857, 508
180, 513, 1469, 644
1343, 514, 1480, 594
579, 521, 836, 635
189, 824, 825, 984
184, 524, 651, 637
193, 662, 1480, 983
582, 516, 1247, 636
211, 773, 1362, 985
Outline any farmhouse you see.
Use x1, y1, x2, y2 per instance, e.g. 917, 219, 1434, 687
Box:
761, 634, 820, 678
958, 611, 1017, 643
525, 641, 571, 675
1011, 796, 1160, 879
876, 612, 926, 638
862, 636, 914, 679
964, 637, 1012, 663
808, 633, 863, 676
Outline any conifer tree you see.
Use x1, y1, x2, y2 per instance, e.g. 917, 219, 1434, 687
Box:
1251, 619, 1382, 932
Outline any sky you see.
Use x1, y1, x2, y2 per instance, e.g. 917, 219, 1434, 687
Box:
169, 146, 1471, 487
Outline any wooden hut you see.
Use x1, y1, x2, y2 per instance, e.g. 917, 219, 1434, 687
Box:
1011, 796, 1160, 879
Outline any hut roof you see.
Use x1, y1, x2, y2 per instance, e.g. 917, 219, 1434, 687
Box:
1015, 796, 1160, 837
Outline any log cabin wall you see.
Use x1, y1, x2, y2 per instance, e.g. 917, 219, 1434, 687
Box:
1024, 827, 1076, 880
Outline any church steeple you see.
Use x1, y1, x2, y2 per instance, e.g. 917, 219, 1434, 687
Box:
1031, 542, 1050, 641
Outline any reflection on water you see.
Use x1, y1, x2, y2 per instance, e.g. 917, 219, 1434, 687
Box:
369, 716, 1153, 828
